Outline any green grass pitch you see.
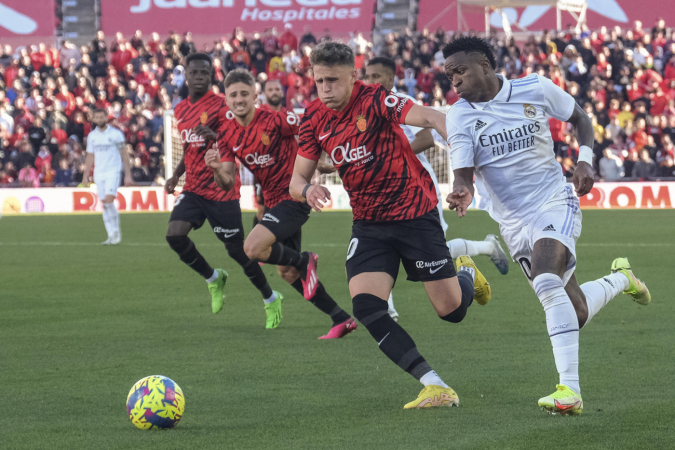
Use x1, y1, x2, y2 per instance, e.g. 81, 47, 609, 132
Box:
1, 209, 673, 449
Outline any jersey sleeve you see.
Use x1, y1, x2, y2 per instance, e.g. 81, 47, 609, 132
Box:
114, 130, 125, 149
537, 74, 576, 122
373, 85, 414, 124
446, 112, 475, 170
297, 112, 321, 161
278, 110, 300, 137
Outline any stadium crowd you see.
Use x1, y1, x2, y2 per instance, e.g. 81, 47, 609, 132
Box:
1, 18, 675, 187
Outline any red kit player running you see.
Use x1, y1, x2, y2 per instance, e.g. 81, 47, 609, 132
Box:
289, 42, 491, 408
205, 69, 355, 338
164, 53, 278, 321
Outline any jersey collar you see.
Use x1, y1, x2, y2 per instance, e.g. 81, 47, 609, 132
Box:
466, 74, 511, 110
322, 80, 362, 118
187, 89, 213, 105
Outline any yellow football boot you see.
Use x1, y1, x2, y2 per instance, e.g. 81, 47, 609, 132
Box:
611, 257, 651, 306
538, 384, 583, 415
455, 255, 491, 305
403, 385, 459, 409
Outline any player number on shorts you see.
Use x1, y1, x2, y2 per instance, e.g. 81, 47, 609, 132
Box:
346, 238, 358, 260
174, 193, 185, 207
518, 257, 532, 280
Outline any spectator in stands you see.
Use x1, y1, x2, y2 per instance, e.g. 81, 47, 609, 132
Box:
599, 148, 625, 181
632, 149, 658, 179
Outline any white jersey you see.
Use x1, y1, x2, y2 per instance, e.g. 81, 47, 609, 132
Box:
446, 74, 575, 229
86, 125, 125, 176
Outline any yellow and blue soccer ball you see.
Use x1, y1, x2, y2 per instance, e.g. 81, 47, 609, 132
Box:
126, 375, 185, 430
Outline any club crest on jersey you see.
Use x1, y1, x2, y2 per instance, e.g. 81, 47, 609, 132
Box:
261, 132, 270, 145
523, 104, 537, 118
200, 112, 208, 124
356, 114, 367, 132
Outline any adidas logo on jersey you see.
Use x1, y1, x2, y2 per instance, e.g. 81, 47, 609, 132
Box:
475, 119, 488, 131
543, 224, 556, 232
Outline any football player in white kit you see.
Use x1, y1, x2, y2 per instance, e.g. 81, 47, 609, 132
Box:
82, 109, 133, 245
364, 57, 509, 321
443, 37, 651, 415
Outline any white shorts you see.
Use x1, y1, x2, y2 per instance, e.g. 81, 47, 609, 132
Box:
499, 185, 582, 287
95, 172, 121, 200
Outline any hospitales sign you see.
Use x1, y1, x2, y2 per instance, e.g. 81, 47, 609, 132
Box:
102, 0, 374, 36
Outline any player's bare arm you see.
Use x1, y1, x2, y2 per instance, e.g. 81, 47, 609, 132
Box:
204, 146, 236, 191
404, 105, 447, 141
448, 167, 475, 218
118, 143, 134, 186
165, 155, 185, 194
290, 155, 331, 212
567, 103, 595, 197
81, 152, 95, 186
316, 154, 337, 174
409, 129, 435, 154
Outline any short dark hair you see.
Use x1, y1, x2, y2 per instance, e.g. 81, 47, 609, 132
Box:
367, 57, 396, 74
224, 68, 255, 89
442, 36, 497, 69
185, 52, 213, 68
310, 41, 354, 68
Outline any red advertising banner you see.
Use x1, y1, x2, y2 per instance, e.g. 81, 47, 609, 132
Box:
101, 0, 375, 38
418, 0, 675, 33
0, 0, 55, 38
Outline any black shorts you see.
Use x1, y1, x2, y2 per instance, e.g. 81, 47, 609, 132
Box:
345, 208, 456, 283
169, 191, 244, 242
260, 200, 311, 252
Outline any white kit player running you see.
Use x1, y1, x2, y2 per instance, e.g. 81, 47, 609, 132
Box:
82, 109, 133, 245
364, 57, 509, 321
443, 37, 651, 415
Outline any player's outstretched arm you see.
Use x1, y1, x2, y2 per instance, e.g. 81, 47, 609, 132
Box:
410, 129, 435, 154
205, 146, 236, 191
290, 155, 331, 212
404, 105, 447, 141
447, 167, 475, 218
567, 103, 595, 197
81, 153, 95, 186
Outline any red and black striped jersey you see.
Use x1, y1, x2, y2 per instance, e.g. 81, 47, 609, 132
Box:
174, 90, 241, 202
298, 80, 437, 222
218, 108, 300, 208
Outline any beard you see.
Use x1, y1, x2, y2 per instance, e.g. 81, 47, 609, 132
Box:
266, 95, 282, 107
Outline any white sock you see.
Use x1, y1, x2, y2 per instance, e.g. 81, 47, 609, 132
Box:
420, 370, 449, 388
110, 204, 120, 236
581, 272, 629, 325
533, 273, 581, 394
387, 292, 395, 310
205, 270, 219, 284
102, 203, 114, 237
447, 239, 493, 258
263, 291, 277, 304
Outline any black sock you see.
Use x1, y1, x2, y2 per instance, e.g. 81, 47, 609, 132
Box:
166, 235, 214, 279
225, 241, 273, 299
440, 271, 475, 323
266, 242, 308, 272
352, 293, 432, 381
291, 279, 350, 325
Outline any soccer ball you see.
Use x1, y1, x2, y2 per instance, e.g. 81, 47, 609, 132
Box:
126, 375, 185, 430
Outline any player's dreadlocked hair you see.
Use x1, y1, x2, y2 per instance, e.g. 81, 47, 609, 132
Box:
367, 56, 396, 74
442, 36, 497, 70
310, 41, 355, 68
185, 52, 213, 68
224, 68, 255, 89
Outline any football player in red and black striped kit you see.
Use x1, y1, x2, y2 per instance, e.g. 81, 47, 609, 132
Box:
205, 69, 355, 339
164, 53, 279, 322
290, 42, 492, 408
